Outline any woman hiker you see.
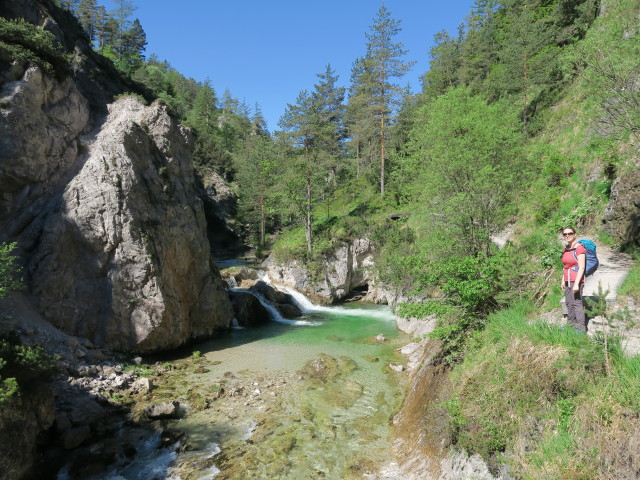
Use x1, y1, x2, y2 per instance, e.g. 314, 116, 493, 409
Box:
561, 226, 587, 332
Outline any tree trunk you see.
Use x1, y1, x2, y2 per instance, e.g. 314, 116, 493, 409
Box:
259, 191, 265, 246
305, 142, 313, 254
380, 112, 385, 199
306, 170, 313, 254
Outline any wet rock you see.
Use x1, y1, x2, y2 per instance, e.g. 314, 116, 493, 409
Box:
145, 401, 182, 419
389, 364, 405, 372
376, 334, 387, 342
250, 281, 290, 304
62, 426, 91, 449
229, 291, 271, 327
160, 429, 186, 448
276, 303, 302, 319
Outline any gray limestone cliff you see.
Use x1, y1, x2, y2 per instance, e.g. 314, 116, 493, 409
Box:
0, 0, 233, 353
262, 238, 392, 304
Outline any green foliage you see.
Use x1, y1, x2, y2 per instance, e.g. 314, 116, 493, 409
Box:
0, 377, 18, 403
0, 331, 55, 404
619, 254, 640, 300
579, 0, 640, 137
438, 300, 640, 477
396, 300, 458, 320
0, 243, 22, 299
123, 363, 153, 377
0, 18, 70, 78
400, 87, 525, 255
113, 92, 147, 105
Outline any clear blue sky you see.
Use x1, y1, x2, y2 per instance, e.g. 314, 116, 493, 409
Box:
119, 1, 475, 131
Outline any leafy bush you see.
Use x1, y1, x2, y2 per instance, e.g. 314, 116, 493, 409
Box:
0, 242, 22, 299
0, 18, 70, 78
0, 332, 55, 403
0, 243, 54, 403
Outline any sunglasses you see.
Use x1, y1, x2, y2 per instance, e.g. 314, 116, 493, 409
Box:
562, 232, 575, 236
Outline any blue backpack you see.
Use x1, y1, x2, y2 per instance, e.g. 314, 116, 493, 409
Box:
571, 239, 599, 277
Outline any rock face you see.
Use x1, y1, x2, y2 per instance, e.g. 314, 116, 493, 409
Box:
263, 238, 390, 303
0, 383, 55, 480
0, 0, 233, 352
602, 158, 640, 248
1, 82, 233, 351
200, 171, 242, 256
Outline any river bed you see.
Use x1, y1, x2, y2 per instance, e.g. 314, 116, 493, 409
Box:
70, 296, 410, 480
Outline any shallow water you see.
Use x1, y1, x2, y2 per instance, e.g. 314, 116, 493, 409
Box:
68, 297, 410, 480
168, 301, 410, 479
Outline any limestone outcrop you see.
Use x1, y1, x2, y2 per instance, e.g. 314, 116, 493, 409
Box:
602, 158, 640, 248
263, 238, 392, 304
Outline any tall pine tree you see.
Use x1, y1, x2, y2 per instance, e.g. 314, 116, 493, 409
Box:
362, 5, 414, 198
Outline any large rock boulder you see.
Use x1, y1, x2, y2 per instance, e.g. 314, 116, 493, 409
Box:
229, 291, 271, 327
262, 238, 381, 303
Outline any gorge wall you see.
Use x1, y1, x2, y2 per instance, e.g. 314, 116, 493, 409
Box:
0, 0, 233, 353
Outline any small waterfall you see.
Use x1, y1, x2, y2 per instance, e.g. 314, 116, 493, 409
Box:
283, 287, 315, 313
232, 287, 321, 327
283, 287, 395, 321
250, 290, 287, 322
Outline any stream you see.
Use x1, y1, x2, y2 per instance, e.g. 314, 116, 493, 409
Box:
63, 281, 411, 480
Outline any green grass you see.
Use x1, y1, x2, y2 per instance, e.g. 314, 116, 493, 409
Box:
439, 300, 640, 478
619, 261, 640, 300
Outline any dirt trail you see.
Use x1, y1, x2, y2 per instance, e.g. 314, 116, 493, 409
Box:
583, 242, 634, 300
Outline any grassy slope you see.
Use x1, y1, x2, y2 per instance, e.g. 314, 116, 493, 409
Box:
434, 1, 640, 476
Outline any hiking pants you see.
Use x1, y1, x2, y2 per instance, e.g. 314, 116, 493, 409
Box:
565, 282, 586, 332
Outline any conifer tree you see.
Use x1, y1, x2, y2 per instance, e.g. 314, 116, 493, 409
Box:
94, 5, 111, 48
110, 0, 136, 63
235, 133, 276, 247
346, 56, 378, 179
120, 18, 147, 71
77, 0, 99, 45
422, 29, 462, 97
362, 5, 414, 199
278, 90, 320, 254
459, 0, 498, 87
311, 64, 346, 191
